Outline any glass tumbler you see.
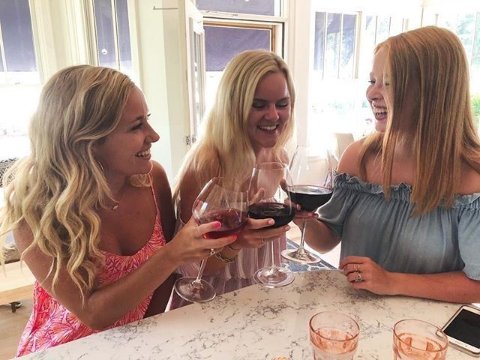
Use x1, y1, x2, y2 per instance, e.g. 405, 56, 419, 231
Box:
393, 319, 448, 359
309, 311, 360, 360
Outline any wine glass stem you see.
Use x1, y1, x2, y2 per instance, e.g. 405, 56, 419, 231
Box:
270, 238, 276, 268
298, 219, 307, 251
192, 258, 207, 286
267, 239, 279, 276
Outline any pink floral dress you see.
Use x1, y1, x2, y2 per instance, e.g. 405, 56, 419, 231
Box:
16, 188, 166, 356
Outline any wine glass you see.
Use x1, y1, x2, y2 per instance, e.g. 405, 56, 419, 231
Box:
248, 162, 296, 288
281, 145, 335, 264
174, 177, 248, 303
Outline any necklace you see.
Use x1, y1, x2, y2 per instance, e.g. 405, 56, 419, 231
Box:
109, 183, 127, 211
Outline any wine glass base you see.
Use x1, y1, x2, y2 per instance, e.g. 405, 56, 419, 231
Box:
254, 266, 295, 288
281, 248, 322, 264
174, 277, 216, 303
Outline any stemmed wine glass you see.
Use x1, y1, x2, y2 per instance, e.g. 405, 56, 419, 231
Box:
281, 146, 335, 264
174, 177, 248, 303
248, 162, 296, 288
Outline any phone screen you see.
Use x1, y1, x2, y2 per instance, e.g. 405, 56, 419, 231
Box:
443, 308, 480, 349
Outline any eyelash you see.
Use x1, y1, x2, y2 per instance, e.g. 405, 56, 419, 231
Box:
252, 102, 289, 109
131, 114, 151, 130
368, 80, 391, 87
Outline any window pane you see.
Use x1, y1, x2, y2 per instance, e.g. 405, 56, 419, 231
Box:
115, 0, 132, 75
339, 14, 356, 79
472, 13, 480, 86
203, 24, 273, 117
0, 0, 36, 71
376, 17, 390, 43
197, 0, 280, 16
0, 42, 4, 72
313, 12, 326, 76
204, 26, 271, 71
94, 0, 116, 68
440, 13, 476, 63
325, 13, 341, 79
358, 16, 377, 78
390, 17, 404, 36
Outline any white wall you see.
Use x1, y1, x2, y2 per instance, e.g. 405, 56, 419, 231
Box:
131, 0, 195, 183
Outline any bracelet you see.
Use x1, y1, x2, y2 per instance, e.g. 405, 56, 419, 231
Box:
214, 251, 238, 264
227, 244, 241, 251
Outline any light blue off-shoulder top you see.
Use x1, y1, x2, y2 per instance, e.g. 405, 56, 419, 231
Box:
317, 173, 480, 280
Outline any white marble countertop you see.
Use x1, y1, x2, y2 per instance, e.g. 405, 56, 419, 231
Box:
20, 270, 469, 359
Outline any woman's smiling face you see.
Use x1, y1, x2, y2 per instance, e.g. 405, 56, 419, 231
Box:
247, 71, 291, 154
94, 86, 160, 179
366, 47, 389, 133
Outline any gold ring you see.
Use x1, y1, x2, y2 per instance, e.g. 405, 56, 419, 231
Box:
209, 248, 216, 256
355, 272, 363, 282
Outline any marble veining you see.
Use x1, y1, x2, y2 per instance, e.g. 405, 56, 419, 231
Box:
19, 270, 469, 359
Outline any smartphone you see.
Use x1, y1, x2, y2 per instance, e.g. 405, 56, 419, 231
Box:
441, 305, 480, 356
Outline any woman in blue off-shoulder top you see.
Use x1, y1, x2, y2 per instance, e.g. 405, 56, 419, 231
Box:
301, 26, 480, 303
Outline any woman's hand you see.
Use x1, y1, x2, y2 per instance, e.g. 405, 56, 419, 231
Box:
168, 217, 237, 264
340, 256, 397, 296
292, 208, 318, 229
234, 218, 290, 249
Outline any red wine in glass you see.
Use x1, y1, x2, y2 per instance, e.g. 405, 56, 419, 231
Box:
248, 162, 295, 288
248, 202, 295, 228
281, 146, 335, 264
174, 177, 248, 303
288, 185, 333, 212
194, 208, 248, 239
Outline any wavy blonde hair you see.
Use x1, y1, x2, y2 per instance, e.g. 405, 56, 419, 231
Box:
359, 26, 480, 213
173, 50, 295, 198
0, 65, 147, 299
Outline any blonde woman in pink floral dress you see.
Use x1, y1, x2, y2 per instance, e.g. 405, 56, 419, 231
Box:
0, 65, 237, 356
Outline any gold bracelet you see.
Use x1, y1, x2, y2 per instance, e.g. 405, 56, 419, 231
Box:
214, 251, 237, 264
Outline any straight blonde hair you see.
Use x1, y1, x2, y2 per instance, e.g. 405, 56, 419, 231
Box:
360, 26, 480, 213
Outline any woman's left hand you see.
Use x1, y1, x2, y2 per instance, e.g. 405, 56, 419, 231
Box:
339, 256, 397, 296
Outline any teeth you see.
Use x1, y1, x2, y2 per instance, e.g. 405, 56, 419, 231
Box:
373, 107, 387, 116
259, 125, 277, 131
136, 150, 150, 157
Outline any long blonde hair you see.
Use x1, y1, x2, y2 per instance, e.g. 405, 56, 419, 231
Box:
360, 26, 480, 213
173, 50, 295, 198
0, 65, 143, 299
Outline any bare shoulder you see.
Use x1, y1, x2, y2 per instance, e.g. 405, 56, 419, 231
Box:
337, 138, 366, 176
150, 161, 175, 240
12, 220, 34, 254
459, 163, 480, 194
150, 160, 173, 207
150, 161, 169, 188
